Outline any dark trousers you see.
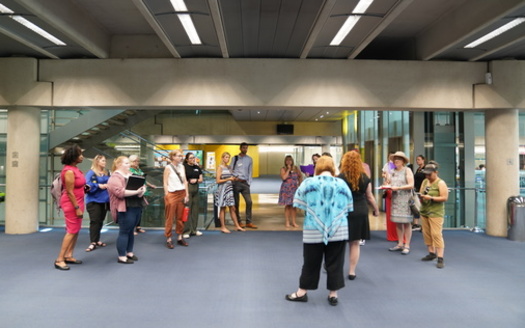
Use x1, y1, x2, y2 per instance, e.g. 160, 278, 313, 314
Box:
87, 202, 108, 243
116, 207, 142, 257
299, 241, 346, 291
184, 183, 200, 234
233, 181, 252, 223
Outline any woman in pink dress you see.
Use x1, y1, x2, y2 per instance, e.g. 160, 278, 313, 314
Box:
54, 145, 86, 271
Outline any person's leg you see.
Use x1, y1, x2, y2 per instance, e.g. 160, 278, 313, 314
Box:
229, 206, 244, 231
56, 232, 76, 266
291, 206, 298, 227
64, 233, 79, 259
117, 211, 135, 257
164, 193, 175, 242
240, 182, 253, 224
284, 205, 291, 227
394, 223, 404, 247
184, 184, 199, 235
325, 241, 346, 300
126, 207, 142, 255
232, 181, 242, 224
299, 243, 324, 291
87, 202, 99, 243
428, 216, 445, 266
173, 191, 185, 241
348, 240, 360, 277
189, 184, 200, 234
219, 207, 230, 233
403, 222, 413, 248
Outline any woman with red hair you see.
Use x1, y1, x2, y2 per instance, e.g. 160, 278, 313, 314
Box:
339, 151, 379, 280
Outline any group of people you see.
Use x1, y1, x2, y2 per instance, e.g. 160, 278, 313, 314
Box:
53, 143, 449, 309
284, 150, 448, 306
54, 142, 259, 270
53, 146, 204, 269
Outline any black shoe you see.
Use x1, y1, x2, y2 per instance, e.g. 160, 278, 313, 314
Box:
64, 258, 82, 264
436, 257, 445, 269
348, 274, 356, 280
421, 253, 437, 261
285, 292, 308, 302
177, 239, 189, 247
54, 262, 70, 271
127, 255, 138, 261
328, 296, 338, 306
117, 258, 134, 264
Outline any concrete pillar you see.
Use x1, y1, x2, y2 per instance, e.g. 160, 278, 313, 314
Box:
6, 107, 41, 234
485, 109, 519, 237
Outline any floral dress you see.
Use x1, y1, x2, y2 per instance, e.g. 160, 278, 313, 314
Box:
278, 170, 300, 206
390, 167, 413, 223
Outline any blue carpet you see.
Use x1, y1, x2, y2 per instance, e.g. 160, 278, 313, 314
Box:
0, 228, 524, 328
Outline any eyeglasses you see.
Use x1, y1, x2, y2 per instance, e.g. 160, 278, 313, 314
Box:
188, 157, 195, 159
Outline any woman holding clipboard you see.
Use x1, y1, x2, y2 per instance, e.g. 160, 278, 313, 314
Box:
107, 156, 146, 264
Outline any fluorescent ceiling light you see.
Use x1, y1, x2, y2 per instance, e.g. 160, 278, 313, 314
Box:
12, 16, 66, 46
330, 0, 374, 46
464, 17, 525, 48
170, 0, 202, 45
0, 3, 14, 13
0, 3, 66, 46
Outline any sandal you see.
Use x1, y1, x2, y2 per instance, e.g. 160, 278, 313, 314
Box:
401, 247, 410, 255
96, 241, 107, 247
85, 243, 96, 252
389, 245, 404, 252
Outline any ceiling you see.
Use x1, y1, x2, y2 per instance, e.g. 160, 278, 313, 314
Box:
1, 0, 525, 121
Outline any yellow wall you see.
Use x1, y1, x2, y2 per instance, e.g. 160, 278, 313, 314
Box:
158, 144, 260, 177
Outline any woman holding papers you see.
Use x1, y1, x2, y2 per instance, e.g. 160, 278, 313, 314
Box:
107, 156, 146, 264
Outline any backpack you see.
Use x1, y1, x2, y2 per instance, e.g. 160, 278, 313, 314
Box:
50, 172, 63, 213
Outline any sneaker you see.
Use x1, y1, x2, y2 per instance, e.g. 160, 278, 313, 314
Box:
182, 234, 190, 239
436, 258, 445, 269
421, 253, 437, 261
401, 247, 410, 255
195, 231, 203, 236
412, 224, 421, 231
359, 240, 366, 246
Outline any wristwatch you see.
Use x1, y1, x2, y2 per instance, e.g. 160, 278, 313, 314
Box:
74, 205, 80, 209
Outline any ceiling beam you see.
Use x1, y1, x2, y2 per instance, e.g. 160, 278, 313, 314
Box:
416, 0, 525, 61
208, 0, 229, 58
16, 0, 110, 58
300, 0, 338, 59
0, 25, 59, 59
469, 34, 525, 61
348, 0, 414, 59
131, 0, 181, 58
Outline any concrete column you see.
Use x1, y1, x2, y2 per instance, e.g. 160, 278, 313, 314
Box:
6, 107, 41, 234
485, 109, 519, 237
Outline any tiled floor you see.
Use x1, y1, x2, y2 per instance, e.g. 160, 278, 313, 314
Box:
216, 193, 387, 232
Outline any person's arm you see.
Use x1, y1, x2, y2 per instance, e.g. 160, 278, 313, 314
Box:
365, 183, 379, 216
280, 166, 290, 180
163, 166, 170, 196
64, 170, 82, 217
432, 180, 449, 203
197, 172, 203, 183
182, 168, 189, 203
216, 166, 234, 184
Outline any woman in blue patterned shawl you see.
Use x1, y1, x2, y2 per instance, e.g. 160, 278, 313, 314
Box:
285, 156, 353, 306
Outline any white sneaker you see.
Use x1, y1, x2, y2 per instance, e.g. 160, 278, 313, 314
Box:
359, 240, 366, 246
195, 231, 203, 236
183, 234, 190, 239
